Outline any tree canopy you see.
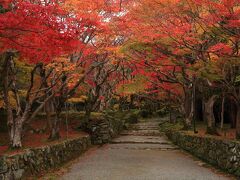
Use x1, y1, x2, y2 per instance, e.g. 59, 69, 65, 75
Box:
0, 0, 240, 148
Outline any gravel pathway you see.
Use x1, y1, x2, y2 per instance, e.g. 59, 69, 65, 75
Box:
61, 119, 234, 180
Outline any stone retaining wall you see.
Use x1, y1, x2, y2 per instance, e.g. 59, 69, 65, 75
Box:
90, 118, 124, 145
166, 131, 240, 177
0, 136, 91, 180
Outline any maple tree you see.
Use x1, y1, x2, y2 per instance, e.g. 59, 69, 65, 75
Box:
120, 0, 240, 136
0, 0, 98, 147
35, 0, 131, 140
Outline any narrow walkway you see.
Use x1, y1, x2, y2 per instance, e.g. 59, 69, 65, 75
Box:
61, 119, 232, 180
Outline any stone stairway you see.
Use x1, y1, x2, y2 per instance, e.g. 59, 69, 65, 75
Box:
110, 119, 179, 151
120, 120, 162, 136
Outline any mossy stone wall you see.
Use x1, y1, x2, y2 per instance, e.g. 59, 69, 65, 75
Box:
0, 136, 91, 180
166, 131, 240, 177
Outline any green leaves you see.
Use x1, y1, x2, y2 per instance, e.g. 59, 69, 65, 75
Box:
235, 75, 240, 86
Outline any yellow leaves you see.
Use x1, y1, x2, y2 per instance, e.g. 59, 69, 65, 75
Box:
194, 23, 206, 35
63, 65, 75, 72
209, 53, 219, 62
67, 95, 88, 103
116, 75, 147, 95
54, 57, 68, 63
110, 59, 119, 65
64, 0, 100, 11
0, 91, 17, 109
113, 104, 119, 110
47, 56, 84, 75
19, 90, 27, 97
63, 0, 113, 19
47, 57, 68, 69
44, 56, 85, 90
105, 46, 119, 53
67, 73, 84, 89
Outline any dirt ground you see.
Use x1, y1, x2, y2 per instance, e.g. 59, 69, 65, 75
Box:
185, 122, 237, 140
0, 117, 87, 155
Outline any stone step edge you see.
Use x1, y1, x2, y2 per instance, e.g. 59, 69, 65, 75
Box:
119, 133, 164, 136
109, 147, 180, 151
110, 141, 173, 145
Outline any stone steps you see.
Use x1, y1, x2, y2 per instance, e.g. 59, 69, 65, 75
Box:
110, 119, 178, 151
131, 127, 160, 130
110, 141, 172, 145
120, 130, 162, 136
111, 135, 171, 144
109, 143, 179, 150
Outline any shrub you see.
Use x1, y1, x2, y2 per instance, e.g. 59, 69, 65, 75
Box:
140, 109, 153, 118
156, 107, 168, 117
124, 112, 138, 124
159, 121, 183, 133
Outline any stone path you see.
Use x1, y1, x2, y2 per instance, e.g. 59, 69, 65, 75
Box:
61, 119, 233, 180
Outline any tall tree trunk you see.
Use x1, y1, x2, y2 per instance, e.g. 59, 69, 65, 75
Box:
49, 98, 62, 140
76, 103, 93, 133
2, 53, 14, 139
48, 113, 61, 140
84, 107, 92, 122
9, 105, 30, 148
236, 104, 240, 139
81, 89, 100, 131
1, 51, 24, 148
40, 66, 52, 132
170, 110, 177, 123
182, 88, 193, 130
192, 77, 197, 133
220, 95, 225, 129
45, 101, 53, 132
10, 118, 23, 148
205, 95, 218, 135
202, 99, 206, 123
230, 101, 237, 128
99, 99, 105, 112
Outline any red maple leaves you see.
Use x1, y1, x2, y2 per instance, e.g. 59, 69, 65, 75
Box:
0, 0, 92, 63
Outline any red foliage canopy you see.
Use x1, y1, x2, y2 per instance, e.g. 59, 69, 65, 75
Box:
0, 0, 87, 63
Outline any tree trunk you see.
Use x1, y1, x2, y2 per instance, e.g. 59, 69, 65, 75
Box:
220, 95, 225, 129
48, 98, 62, 140
84, 108, 92, 122
2, 53, 13, 136
84, 97, 96, 121
10, 118, 23, 148
8, 108, 31, 148
45, 100, 53, 132
236, 104, 240, 140
202, 99, 206, 123
204, 95, 218, 135
81, 90, 99, 131
181, 88, 193, 130
230, 101, 237, 128
99, 99, 105, 112
184, 116, 192, 129
1, 52, 24, 148
48, 115, 60, 140
170, 110, 177, 123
